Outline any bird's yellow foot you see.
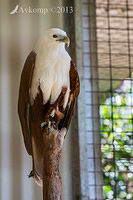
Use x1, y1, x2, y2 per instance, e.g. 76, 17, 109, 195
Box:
41, 119, 58, 134
41, 109, 58, 134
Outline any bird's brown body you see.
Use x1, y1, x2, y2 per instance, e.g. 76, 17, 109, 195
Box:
18, 44, 80, 185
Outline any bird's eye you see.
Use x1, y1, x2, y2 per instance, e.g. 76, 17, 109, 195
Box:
53, 34, 58, 38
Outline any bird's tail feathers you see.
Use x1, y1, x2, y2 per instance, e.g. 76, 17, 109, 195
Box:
34, 169, 43, 187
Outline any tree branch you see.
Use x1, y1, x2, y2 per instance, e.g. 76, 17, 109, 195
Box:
42, 128, 67, 200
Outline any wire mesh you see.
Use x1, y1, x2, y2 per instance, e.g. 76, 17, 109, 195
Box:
82, 0, 133, 199
95, 0, 133, 199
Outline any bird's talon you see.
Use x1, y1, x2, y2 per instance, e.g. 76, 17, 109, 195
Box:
52, 121, 58, 130
41, 122, 47, 130
41, 119, 58, 134
48, 128, 50, 134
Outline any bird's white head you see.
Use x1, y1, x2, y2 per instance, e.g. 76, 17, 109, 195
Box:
44, 28, 70, 47
34, 28, 70, 52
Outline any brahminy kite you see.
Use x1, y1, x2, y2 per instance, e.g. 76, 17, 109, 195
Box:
18, 28, 80, 186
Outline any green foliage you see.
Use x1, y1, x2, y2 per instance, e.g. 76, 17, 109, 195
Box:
100, 90, 133, 199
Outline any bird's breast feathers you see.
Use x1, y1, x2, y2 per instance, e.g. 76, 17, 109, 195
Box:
30, 49, 71, 108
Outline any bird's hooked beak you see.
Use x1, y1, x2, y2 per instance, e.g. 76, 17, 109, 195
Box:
56, 35, 70, 47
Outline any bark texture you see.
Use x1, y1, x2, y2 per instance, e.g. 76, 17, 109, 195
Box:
42, 128, 67, 200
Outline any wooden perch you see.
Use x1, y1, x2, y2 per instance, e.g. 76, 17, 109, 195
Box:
42, 128, 67, 200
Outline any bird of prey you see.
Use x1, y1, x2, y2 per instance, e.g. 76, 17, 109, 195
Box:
18, 28, 80, 186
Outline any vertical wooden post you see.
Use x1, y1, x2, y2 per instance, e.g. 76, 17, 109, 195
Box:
42, 128, 66, 200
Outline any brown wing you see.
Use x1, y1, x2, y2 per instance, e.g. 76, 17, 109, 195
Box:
18, 51, 36, 155
58, 60, 80, 130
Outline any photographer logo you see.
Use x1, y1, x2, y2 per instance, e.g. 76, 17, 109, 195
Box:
10, 5, 19, 15
10, 5, 48, 15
